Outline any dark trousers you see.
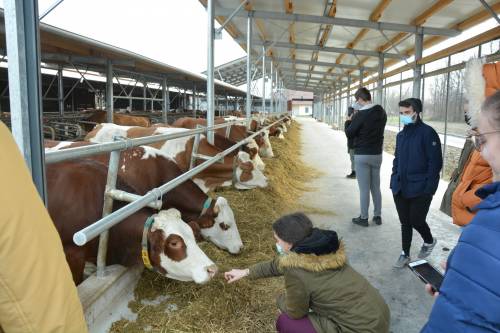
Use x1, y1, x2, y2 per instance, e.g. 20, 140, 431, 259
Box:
394, 193, 434, 256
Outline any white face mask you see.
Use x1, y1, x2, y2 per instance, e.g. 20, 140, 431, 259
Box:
275, 243, 286, 256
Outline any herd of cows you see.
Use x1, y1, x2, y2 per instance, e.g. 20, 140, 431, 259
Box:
44, 113, 291, 285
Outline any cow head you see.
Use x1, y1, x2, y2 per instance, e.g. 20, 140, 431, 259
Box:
194, 197, 243, 254
148, 209, 217, 284
234, 151, 268, 190
245, 139, 265, 171
257, 130, 274, 158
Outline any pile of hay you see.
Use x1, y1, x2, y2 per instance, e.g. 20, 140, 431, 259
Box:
110, 121, 321, 333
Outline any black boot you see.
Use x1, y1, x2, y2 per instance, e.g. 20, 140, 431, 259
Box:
346, 171, 356, 179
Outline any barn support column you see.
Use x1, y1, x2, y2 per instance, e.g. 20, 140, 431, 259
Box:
245, 13, 253, 127
106, 60, 113, 122
57, 64, 64, 116
4, 0, 46, 202
377, 53, 384, 104
193, 85, 197, 118
413, 32, 423, 99
225, 93, 229, 116
270, 60, 274, 114
162, 77, 169, 123
142, 80, 147, 111
359, 68, 364, 88
346, 75, 351, 112
262, 45, 266, 113
206, 0, 215, 143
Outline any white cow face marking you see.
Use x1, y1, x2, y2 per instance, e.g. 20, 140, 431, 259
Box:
235, 151, 268, 190
246, 139, 265, 171
259, 130, 274, 158
150, 209, 217, 284
200, 197, 243, 254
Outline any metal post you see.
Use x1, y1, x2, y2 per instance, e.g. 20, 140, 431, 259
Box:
5, 0, 46, 202
359, 68, 364, 87
270, 60, 274, 114
150, 87, 154, 111
193, 85, 197, 118
183, 89, 187, 111
207, 0, 215, 143
162, 77, 168, 123
225, 93, 229, 116
413, 33, 423, 98
262, 45, 266, 113
142, 80, 147, 111
347, 75, 351, 111
106, 60, 113, 122
246, 14, 253, 127
57, 64, 64, 116
377, 53, 384, 104
97, 149, 120, 277
442, 56, 451, 178
421, 64, 425, 121
398, 72, 402, 131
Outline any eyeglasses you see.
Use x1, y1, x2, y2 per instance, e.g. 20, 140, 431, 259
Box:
466, 129, 500, 151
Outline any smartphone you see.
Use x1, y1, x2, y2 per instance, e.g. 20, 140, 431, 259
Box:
408, 259, 444, 292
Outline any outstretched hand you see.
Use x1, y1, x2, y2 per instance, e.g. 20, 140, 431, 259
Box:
224, 269, 249, 283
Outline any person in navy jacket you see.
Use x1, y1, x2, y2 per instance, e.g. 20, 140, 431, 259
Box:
391, 98, 442, 268
422, 90, 500, 333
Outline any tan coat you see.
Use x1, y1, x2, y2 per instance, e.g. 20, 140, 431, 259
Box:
249, 243, 390, 333
0, 122, 87, 333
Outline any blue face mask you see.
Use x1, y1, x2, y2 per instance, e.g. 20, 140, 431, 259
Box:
275, 243, 286, 256
400, 113, 417, 125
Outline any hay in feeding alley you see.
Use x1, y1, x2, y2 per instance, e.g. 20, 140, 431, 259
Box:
110, 121, 323, 333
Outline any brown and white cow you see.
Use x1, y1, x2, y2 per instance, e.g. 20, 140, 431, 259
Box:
84, 123, 268, 192
46, 159, 216, 285
45, 141, 243, 254
83, 110, 151, 129
171, 117, 274, 159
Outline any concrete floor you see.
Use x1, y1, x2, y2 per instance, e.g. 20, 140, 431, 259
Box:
296, 117, 461, 333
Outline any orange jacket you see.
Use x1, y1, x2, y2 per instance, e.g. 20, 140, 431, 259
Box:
483, 62, 500, 97
452, 150, 493, 226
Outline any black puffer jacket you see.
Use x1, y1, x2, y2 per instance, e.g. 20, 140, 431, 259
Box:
345, 104, 387, 155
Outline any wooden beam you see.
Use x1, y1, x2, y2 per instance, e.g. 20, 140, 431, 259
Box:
344, 26, 500, 94
308, 0, 337, 75
380, 1, 500, 72
349, 0, 454, 79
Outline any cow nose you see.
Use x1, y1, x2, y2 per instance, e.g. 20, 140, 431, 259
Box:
206, 264, 218, 278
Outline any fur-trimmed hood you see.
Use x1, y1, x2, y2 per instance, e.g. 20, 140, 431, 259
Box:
278, 241, 347, 272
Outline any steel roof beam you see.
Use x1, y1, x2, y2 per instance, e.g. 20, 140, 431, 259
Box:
236, 39, 405, 60
276, 57, 377, 71
281, 68, 359, 78
215, 8, 461, 36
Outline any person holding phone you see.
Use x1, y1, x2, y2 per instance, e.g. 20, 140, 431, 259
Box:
344, 106, 358, 179
422, 91, 500, 332
224, 212, 390, 333
345, 87, 387, 227
391, 98, 442, 268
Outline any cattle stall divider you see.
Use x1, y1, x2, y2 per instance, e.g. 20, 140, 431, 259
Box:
45, 116, 287, 277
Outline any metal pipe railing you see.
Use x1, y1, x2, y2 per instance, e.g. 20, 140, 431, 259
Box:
72, 117, 286, 246
45, 120, 247, 164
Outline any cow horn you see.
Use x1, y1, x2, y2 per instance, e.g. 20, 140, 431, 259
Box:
213, 202, 220, 214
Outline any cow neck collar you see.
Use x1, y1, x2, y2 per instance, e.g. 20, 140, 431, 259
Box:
200, 197, 214, 217
141, 215, 158, 272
